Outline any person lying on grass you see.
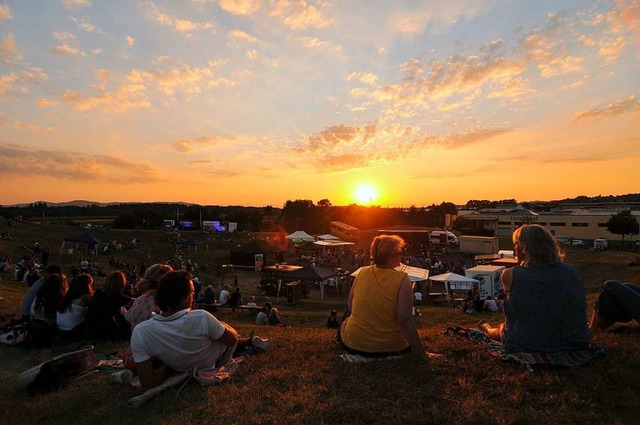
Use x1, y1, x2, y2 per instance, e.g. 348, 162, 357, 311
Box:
590, 280, 640, 337
131, 271, 272, 389
480, 224, 591, 353
339, 235, 433, 362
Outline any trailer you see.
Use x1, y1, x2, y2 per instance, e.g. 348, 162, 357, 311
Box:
459, 236, 499, 255
465, 265, 505, 299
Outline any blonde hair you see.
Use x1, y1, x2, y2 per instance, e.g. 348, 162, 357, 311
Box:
102, 270, 126, 295
513, 224, 564, 267
370, 235, 405, 266
136, 263, 173, 293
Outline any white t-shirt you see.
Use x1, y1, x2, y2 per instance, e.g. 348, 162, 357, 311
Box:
414, 292, 423, 302
256, 311, 268, 326
131, 309, 227, 371
57, 303, 88, 331
219, 289, 230, 305
484, 299, 499, 312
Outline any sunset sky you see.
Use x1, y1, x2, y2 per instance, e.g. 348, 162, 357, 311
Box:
1, 0, 639, 207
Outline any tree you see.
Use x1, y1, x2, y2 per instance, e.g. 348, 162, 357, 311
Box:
605, 210, 639, 250
316, 199, 332, 208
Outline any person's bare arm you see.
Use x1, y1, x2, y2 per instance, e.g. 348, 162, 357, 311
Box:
396, 274, 429, 362
216, 324, 239, 347
135, 358, 171, 389
502, 268, 513, 294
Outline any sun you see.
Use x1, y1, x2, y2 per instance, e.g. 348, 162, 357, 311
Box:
353, 183, 379, 205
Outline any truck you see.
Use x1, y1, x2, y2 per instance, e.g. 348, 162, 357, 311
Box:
459, 235, 499, 255
429, 230, 459, 246
465, 265, 505, 299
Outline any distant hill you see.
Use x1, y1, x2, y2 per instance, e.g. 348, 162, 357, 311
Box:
5, 200, 110, 208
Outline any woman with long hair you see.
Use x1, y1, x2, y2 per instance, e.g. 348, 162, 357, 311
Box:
85, 270, 133, 340
57, 273, 94, 339
480, 224, 591, 352
29, 273, 68, 346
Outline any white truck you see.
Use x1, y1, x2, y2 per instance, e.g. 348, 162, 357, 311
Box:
465, 265, 505, 299
459, 236, 499, 255
429, 230, 459, 246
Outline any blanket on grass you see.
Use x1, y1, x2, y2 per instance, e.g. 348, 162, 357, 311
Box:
445, 326, 607, 372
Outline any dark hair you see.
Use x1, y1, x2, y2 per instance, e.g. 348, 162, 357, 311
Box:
45, 265, 63, 275
59, 273, 93, 313
156, 271, 193, 312
34, 274, 67, 322
102, 270, 126, 295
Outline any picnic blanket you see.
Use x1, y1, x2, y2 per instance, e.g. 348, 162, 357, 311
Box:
126, 357, 245, 408
338, 353, 404, 363
445, 326, 607, 372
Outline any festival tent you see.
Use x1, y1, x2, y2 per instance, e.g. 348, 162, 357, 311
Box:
285, 230, 315, 242
230, 240, 288, 268
282, 265, 336, 303
429, 272, 479, 306
60, 233, 103, 256
317, 234, 339, 240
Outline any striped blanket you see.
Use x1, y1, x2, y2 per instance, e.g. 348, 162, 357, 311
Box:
445, 326, 607, 372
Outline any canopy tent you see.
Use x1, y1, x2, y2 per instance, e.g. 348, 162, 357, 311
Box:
313, 240, 355, 247
317, 234, 339, 240
285, 230, 315, 242
429, 272, 479, 306
351, 263, 430, 283
278, 265, 336, 303
230, 240, 288, 268
175, 238, 209, 255
60, 233, 103, 256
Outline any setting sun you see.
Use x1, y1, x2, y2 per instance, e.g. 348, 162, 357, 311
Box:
353, 183, 379, 205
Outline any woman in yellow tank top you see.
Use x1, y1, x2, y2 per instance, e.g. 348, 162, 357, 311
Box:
340, 235, 430, 361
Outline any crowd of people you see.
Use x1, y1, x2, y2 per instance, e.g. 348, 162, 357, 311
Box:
2, 224, 638, 391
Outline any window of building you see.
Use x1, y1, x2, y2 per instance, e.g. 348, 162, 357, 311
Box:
598, 223, 607, 227
498, 221, 511, 226
549, 222, 566, 227
572, 223, 589, 227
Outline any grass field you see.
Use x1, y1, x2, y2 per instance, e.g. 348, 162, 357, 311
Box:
1, 220, 639, 425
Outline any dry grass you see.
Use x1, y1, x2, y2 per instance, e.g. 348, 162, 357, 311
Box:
1, 220, 639, 425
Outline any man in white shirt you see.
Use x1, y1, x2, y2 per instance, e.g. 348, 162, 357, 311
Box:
483, 296, 499, 312
131, 271, 272, 388
219, 285, 230, 305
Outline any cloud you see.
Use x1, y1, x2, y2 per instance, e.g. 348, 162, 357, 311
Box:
598, 36, 625, 64
50, 43, 84, 56
70, 16, 97, 32
572, 95, 640, 123
171, 135, 237, 153
347, 72, 378, 86
127, 65, 219, 95
61, 84, 150, 112
0, 4, 12, 22
125, 35, 135, 47
36, 98, 60, 108
0, 34, 23, 64
217, 0, 260, 16
270, 0, 332, 30
227, 29, 260, 44
0, 143, 160, 183
152, 3, 214, 33
0, 69, 47, 97
62, 0, 91, 7
439, 127, 513, 149
10, 121, 54, 133
389, 1, 495, 36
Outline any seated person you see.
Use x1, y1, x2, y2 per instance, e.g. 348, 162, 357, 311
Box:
131, 271, 272, 388
30, 273, 68, 346
483, 296, 499, 312
125, 264, 173, 331
203, 285, 215, 305
57, 273, 94, 339
268, 308, 284, 326
219, 285, 230, 305
326, 309, 339, 329
256, 306, 268, 326
413, 290, 423, 305
339, 235, 430, 361
590, 280, 640, 337
480, 225, 591, 353
21, 265, 62, 322
495, 293, 505, 312
246, 296, 257, 307
85, 270, 133, 340
228, 287, 243, 310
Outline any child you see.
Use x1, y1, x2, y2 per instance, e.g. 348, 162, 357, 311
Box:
326, 309, 339, 329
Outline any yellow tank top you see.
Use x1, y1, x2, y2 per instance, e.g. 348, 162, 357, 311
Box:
340, 265, 409, 353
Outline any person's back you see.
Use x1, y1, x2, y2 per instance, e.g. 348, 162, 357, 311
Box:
219, 288, 230, 305
256, 309, 268, 325
340, 266, 408, 353
483, 297, 498, 312
504, 263, 590, 352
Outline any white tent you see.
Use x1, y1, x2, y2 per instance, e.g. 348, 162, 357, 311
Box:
317, 234, 339, 240
429, 272, 479, 306
351, 263, 429, 283
285, 230, 315, 242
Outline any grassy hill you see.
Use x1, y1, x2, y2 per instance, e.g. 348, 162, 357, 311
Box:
0, 220, 639, 425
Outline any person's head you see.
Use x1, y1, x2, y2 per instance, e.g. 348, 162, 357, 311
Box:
486, 295, 492, 300
233, 286, 240, 294
102, 270, 126, 295
512, 224, 564, 267
44, 264, 63, 276
156, 271, 193, 312
60, 273, 94, 312
206, 285, 213, 291
135, 263, 173, 293
35, 273, 68, 319
269, 307, 279, 318
370, 235, 405, 267
330, 309, 337, 317
224, 284, 230, 291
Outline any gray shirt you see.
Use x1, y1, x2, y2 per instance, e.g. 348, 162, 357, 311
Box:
503, 264, 591, 353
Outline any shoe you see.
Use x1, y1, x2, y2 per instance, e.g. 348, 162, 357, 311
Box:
110, 369, 133, 384
251, 336, 273, 352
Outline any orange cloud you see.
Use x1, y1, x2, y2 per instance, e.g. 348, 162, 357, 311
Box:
61, 84, 150, 112
0, 34, 23, 64
0, 4, 12, 22
572, 95, 640, 123
36, 98, 60, 108
217, 0, 261, 16
270, 0, 332, 30
172, 135, 237, 153
152, 3, 214, 33
50, 43, 84, 56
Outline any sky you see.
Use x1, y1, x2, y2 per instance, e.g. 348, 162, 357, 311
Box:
0, 0, 639, 208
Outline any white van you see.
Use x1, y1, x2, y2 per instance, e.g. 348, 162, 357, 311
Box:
429, 230, 459, 246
